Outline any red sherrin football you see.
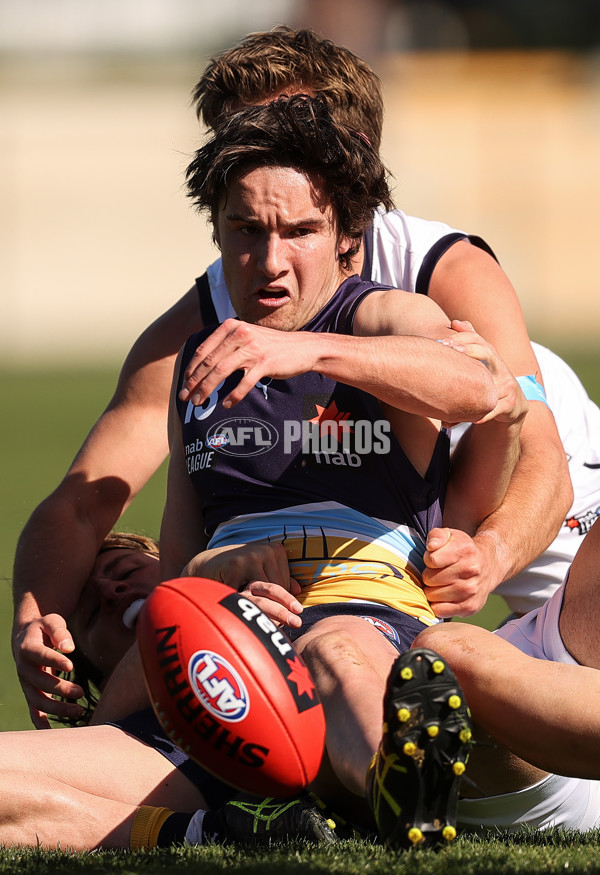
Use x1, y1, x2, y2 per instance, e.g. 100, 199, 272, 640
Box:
137, 577, 326, 797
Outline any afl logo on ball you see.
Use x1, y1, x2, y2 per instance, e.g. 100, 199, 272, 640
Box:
188, 650, 250, 723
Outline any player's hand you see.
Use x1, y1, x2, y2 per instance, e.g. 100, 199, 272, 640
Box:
238, 580, 303, 629
183, 542, 303, 629
13, 614, 84, 728
178, 318, 319, 408
422, 527, 502, 618
183, 541, 300, 595
440, 320, 528, 426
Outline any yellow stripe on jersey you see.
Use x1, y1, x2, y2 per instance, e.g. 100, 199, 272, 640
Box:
283, 536, 436, 623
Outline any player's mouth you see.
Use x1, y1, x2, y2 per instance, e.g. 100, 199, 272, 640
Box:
254, 287, 290, 307
122, 597, 147, 630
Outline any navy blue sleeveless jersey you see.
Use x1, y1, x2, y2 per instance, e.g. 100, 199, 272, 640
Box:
178, 274, 449, 541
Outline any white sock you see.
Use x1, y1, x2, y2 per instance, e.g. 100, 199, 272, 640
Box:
184, 809, 207, 845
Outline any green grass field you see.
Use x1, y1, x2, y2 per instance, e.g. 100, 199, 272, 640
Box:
1, 347, 600, 873
6, 830, 600, 875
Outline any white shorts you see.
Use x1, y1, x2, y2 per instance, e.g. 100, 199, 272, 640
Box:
457, 581, 600, 832
492, 575, 576, 663
458, 772, 600, 832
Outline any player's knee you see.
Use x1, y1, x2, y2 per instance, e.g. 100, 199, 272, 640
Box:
412, 624, 444, 651
298, 620, 369, 679
413, 622, 488, 679
413, 623, 467, 668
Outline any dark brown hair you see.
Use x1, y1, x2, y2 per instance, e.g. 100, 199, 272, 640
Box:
193, 26, 384, 151
185, 94, 394, 270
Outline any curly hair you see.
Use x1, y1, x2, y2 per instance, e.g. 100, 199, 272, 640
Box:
53, 531, 159, 728
193, 26, 384, 152
185, 94, 394, 271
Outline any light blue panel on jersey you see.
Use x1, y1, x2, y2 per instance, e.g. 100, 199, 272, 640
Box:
208, 502, 426, 574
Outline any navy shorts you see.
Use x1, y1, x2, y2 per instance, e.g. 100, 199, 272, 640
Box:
109, 707, 234, 809
283, 602, 429, 653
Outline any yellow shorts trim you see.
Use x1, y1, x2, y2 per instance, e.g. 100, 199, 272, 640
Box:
284, 536, 435, 622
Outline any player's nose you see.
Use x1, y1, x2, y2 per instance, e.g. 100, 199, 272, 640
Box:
257, 234, 286, 277
93, 575, 130, 610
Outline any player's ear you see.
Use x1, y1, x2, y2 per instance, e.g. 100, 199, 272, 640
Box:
337, 234, 354, 259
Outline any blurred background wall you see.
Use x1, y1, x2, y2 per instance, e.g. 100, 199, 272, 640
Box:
1, 0, 600, 364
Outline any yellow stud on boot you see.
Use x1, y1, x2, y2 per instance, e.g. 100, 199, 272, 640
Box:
407, 827, 424, 846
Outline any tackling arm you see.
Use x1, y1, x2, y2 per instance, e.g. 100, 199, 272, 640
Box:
420, 242, 572, 615
430, 241, 572, 569
180, 290, 499, 427
442, 322, 529, 534
12, 287, 203, 726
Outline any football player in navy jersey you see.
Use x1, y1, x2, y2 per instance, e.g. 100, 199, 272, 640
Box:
159, 93, 527, 847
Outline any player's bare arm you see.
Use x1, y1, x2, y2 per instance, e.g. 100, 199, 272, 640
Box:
427, 239, 572, 596
12, 286, 204, 726
179, 296, 498, 426
420, 324, 529, 617
184, 542, 303, 628
184, 544, 303, 630
443, 321, 528, 526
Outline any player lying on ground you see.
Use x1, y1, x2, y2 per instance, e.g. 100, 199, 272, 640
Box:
158, 93, 527, 848
10, 519, 600, 851
13, 25, 572, 729
0, 532, 340, 850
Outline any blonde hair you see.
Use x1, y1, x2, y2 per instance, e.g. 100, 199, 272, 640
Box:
99, 531, 159, 558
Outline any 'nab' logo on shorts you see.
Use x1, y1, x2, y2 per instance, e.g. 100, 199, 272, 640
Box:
188, 650, 250, 722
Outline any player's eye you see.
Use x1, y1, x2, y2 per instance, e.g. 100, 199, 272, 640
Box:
112, 555, 141, 581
